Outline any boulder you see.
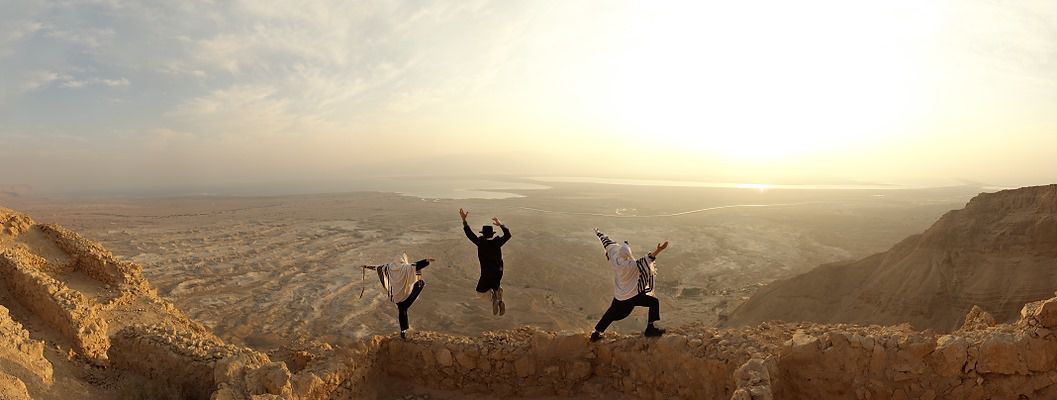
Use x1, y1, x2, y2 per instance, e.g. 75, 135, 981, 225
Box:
959, 305, 997, 331
434, 348, 453, 367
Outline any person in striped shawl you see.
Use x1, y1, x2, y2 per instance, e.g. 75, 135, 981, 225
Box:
590, 229, 669, 342
363, 253, 436, 339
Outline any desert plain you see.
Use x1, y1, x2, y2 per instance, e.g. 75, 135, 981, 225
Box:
1, 180, 981, 352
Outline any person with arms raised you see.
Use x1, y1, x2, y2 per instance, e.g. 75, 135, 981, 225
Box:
589, 229, 668, 342
459, 208, 512, 316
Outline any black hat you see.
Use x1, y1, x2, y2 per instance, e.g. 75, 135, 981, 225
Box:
480, 225, 494, 237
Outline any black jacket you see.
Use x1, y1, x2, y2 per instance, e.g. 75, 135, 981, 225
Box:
463, 223, 511, 267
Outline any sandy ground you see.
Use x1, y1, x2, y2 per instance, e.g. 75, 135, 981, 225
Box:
1, 182, 978, 352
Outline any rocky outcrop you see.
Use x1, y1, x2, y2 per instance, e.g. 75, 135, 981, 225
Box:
0, 372, 33, 400
731, 358, 776, 400
727, 185, 1057, 332
0, 247, 110, 363
37, 223, 151, 292
0, 305, 53, 391
959, 305, 997, 331
379, 326, 751, 399
108, 324, 248, 399
1, 211, 33, 236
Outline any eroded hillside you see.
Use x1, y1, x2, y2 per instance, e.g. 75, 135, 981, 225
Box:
726, 184, 1057, 331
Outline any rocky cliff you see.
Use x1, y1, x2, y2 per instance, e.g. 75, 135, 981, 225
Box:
725, 184, 1057, 332
6, 195, 1057, 399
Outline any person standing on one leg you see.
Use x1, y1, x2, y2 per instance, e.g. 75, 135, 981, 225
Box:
459, 208, 512, 316
363, 253, 436, 339
590, 229, 669, 342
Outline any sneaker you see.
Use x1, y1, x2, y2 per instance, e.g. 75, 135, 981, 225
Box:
400, 331, 407, 340
589, 331, 603, 343
644, 325, 666, 338
491, 290, 499, 315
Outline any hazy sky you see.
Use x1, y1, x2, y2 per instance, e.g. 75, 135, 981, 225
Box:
1, 0, 1055, 194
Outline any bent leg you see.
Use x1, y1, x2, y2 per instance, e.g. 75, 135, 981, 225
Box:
402, 280, 425, 306
594, 298, 634, 333
396, 281, 426, 332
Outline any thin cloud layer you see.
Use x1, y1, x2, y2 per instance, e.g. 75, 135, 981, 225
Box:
1, 0, 1055, 194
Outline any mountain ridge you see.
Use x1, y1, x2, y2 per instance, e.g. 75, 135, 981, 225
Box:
725, 184, 1057, 331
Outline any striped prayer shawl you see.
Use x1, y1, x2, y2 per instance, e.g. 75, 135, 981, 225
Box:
596, 229, 657, 299
376, 257, 416, 303
596, 230, 615, 248
635, 256, 656, 294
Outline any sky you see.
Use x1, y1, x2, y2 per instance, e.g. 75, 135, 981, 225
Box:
1, 0, 1055, 195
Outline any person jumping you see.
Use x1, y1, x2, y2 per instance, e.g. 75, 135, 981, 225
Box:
363, 253, 435, 339
459, 208, 511, 316
589, 228, 668, 342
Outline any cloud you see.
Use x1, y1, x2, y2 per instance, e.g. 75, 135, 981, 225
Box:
20, 70, 130, 92
42, 25, 115, 49
0, 21, 43, 55
21, 70, 69, 92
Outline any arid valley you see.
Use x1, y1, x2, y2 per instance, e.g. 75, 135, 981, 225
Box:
2, 181, 979, 350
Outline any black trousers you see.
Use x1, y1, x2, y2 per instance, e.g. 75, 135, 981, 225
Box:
396, 280, 425, 331
594, 292, 660, 332
475, 262, 504, 293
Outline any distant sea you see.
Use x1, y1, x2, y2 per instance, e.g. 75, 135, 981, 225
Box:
527, 176, 1006, 191
528, 176, 900, 190
349, 178, 549, 199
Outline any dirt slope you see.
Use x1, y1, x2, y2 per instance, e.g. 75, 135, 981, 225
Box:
726, 184, 1057, 331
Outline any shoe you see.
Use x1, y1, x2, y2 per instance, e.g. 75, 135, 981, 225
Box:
400, 331, 407, 340
589, 331, 603, 343
491, 290, 499, 315
497, 288, 505, 316
644, 325, 666, 338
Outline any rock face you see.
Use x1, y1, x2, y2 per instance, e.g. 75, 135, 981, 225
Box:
726, 185, 1057, 332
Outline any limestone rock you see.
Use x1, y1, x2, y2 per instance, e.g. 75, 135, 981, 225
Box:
959, 305, 997, 331
0, 373, 32, 400
435, 347, 453, 367
1021, 298, 1057, 328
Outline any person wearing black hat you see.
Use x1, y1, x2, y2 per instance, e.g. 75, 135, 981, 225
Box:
459, 208, 512, 315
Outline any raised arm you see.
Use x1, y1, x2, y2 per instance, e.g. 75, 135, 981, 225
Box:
595, 228, 616, 247
414, 258, 436, 271
648, 241, 669, 259
462, 221, 480, 245
494, 217, 511, 246
461, 208, 480, 245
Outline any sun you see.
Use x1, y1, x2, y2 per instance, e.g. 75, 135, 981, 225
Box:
567, 1, 928, 163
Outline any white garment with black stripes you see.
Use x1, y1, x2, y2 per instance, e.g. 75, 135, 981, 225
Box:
377, 254, 418, 303
597, 230, 657, 301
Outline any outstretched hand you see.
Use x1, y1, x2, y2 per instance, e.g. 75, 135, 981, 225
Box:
427, 257, 437, 262
492, 217, 502, 226
653, 241, 669, 257
459, 208, 469, 221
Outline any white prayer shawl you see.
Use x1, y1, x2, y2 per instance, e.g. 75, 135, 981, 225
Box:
378, 254, 418, 303
599, 232, 657, 301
